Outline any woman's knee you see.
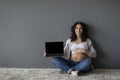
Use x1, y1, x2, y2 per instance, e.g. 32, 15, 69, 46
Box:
82, 58, 91, 64
79, 58, 92, 68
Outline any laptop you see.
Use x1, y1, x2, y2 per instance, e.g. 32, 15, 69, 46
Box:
45, 42, 64, 57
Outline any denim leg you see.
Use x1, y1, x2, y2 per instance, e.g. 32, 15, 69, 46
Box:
52, 57, 73, 73
73, 58, 92, 73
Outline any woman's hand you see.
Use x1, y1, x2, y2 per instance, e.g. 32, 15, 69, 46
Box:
75, 48, 89, 56
43, 50, 47, 57
75, 48, 84, 53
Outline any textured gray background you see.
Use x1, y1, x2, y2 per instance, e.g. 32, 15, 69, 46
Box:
0, 0, 120, 68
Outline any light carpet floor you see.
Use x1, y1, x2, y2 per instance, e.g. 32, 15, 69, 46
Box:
0, 68, 120, 80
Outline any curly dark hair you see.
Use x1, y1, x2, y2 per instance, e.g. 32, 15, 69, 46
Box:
70, 21, 88, 42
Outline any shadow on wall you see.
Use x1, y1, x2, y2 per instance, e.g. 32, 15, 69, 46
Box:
87, 24, 107, 68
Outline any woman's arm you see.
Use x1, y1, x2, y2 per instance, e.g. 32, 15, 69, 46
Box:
64, 39, 71, 59
86, 39, 97, 58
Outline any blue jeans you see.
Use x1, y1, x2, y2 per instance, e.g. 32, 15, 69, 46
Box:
52, 57, 92, 74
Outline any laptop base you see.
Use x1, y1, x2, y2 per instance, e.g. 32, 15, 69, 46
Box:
45, 54, 64, 57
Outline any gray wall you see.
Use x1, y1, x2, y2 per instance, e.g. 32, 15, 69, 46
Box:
0, 0, 120, 68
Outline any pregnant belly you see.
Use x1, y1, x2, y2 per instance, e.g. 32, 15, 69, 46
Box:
71, 53, 87, 62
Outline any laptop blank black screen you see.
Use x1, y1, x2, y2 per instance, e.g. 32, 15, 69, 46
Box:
45, 42, 64, 55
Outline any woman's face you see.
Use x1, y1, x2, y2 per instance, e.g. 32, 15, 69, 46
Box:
75, 24, 83, 36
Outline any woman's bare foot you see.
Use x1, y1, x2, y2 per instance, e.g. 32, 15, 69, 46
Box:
71, 71, 81, 76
